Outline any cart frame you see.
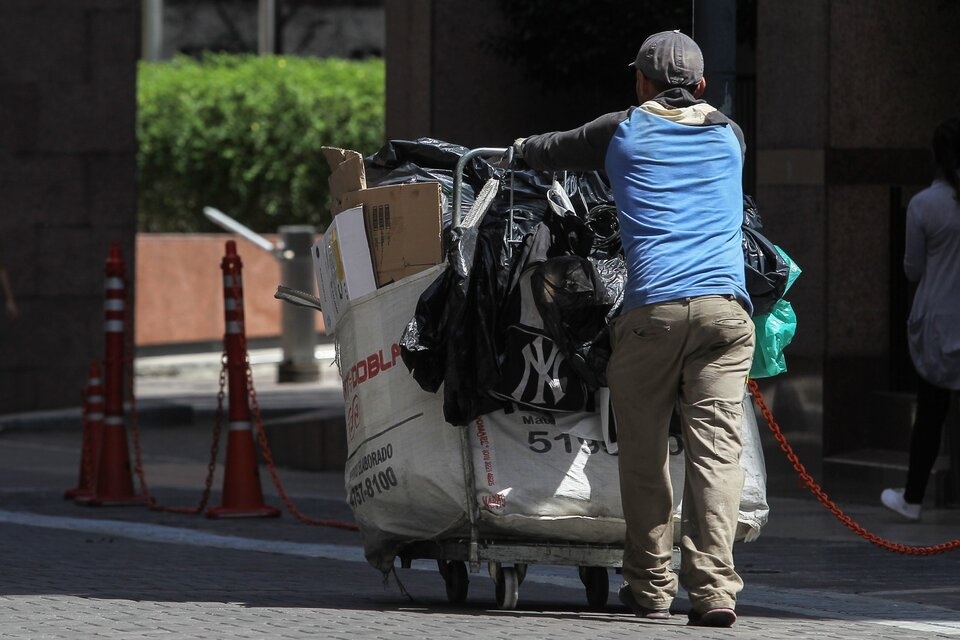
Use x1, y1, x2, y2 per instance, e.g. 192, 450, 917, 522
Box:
396, 147, 627, 610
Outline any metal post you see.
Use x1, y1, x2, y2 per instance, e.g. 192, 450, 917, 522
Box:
203, 207, 319, 384
258, 0, 277, 55
141, 0, 164, 61
277, 226, 320, 383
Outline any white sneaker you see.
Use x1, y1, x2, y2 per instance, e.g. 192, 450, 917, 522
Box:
881, 488, 921, 521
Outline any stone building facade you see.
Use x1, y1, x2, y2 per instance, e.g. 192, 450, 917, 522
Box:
156, 0, 384, 59
0, 0, 140, 415
385, 0, 960, 500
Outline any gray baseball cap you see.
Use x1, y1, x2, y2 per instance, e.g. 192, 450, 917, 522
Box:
629, 30, 704, 87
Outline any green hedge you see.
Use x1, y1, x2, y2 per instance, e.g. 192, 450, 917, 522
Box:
137, 54, 385, 233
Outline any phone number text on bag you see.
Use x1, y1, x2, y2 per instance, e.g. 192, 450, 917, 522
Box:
348, 466, 399, 508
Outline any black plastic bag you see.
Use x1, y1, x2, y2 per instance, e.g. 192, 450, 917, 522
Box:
401, 177, 528, 424
491, 198, 623, 404
399, 267, 454, 393
367, 138, 495, 185
364, 138, 497, 231
400, 157, 624, 424
742, 195, 790, 316
489, 224, 593, 413
530, 255, 617, 390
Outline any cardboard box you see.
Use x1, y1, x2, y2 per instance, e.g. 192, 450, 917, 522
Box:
312, 206, 377, 333
322, 146, 443, 288
339, 182, 443, 287
322, 147, 366, 214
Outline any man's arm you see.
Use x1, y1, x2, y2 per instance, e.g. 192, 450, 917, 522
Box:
519, 110, 630, 173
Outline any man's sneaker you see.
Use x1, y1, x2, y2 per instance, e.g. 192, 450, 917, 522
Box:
688, 607, 737, 627
881, 488, 921, 522
617, 583, 671, 620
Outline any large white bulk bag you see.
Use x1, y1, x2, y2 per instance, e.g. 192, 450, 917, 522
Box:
335, 265, 768, 572
336, 266, 468, 571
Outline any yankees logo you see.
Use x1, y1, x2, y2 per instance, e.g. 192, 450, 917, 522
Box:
512, 335, 566, 404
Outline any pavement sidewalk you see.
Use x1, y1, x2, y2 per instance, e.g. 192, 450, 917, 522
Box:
1, 348, 959, 639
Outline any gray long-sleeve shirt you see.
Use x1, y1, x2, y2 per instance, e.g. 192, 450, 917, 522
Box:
905, 177, 960, 389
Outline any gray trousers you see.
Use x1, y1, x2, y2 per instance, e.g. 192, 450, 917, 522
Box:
607, 295, 755, 613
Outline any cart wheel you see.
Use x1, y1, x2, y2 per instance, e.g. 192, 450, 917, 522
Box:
578, 566, 609, 609
515, 563, 528, 586
494, 566, 520, 610
439, 560, 469, 604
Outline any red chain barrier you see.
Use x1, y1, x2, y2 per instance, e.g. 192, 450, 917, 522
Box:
748, 378, 960, 555
218, 250, 358, 531
127, 358, 224, 515
124, 242, 357, 530
120, 243, 223, 514
245, 361, 359, 531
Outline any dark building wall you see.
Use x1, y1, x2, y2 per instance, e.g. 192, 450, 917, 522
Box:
384, 0, 432, 140
826, 0, 960, 456
160, 0, 384, 58
755, 0, 829, 369
385, 0, 634, 148
756, 0, 960, 459
0, 0, 140, 414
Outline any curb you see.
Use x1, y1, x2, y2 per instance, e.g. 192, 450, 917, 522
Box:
0, 399, 196, 433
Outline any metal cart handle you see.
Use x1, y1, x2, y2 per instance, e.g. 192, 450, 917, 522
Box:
452, 146, 512, 229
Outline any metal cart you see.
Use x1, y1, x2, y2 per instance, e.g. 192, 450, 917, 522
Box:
394, 147, 627, 610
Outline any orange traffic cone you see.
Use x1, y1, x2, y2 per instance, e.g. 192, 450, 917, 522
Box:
64, 362, 104, 499
207, 241, 279, 519
76, 243, 143, 506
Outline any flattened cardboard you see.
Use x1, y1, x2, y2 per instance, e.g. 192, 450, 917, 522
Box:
322, 146, 366, 214
312, 206, 377, 333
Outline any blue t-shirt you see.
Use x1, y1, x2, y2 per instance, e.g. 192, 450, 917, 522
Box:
605, 108, 749, 313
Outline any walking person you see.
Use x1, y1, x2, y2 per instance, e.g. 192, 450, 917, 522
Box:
514, 30, 754, 627
881, 117, 960, 521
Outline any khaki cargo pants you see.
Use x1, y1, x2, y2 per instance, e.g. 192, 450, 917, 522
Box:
607, 294, 755, 613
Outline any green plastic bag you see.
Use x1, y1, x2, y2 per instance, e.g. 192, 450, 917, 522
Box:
777, 245, 802, 295
750, 298, 797, 378
750, 247, 801, 378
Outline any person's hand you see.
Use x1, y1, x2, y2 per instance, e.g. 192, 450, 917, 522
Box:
512, 137, 526, 160
5, 299, 18, 320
